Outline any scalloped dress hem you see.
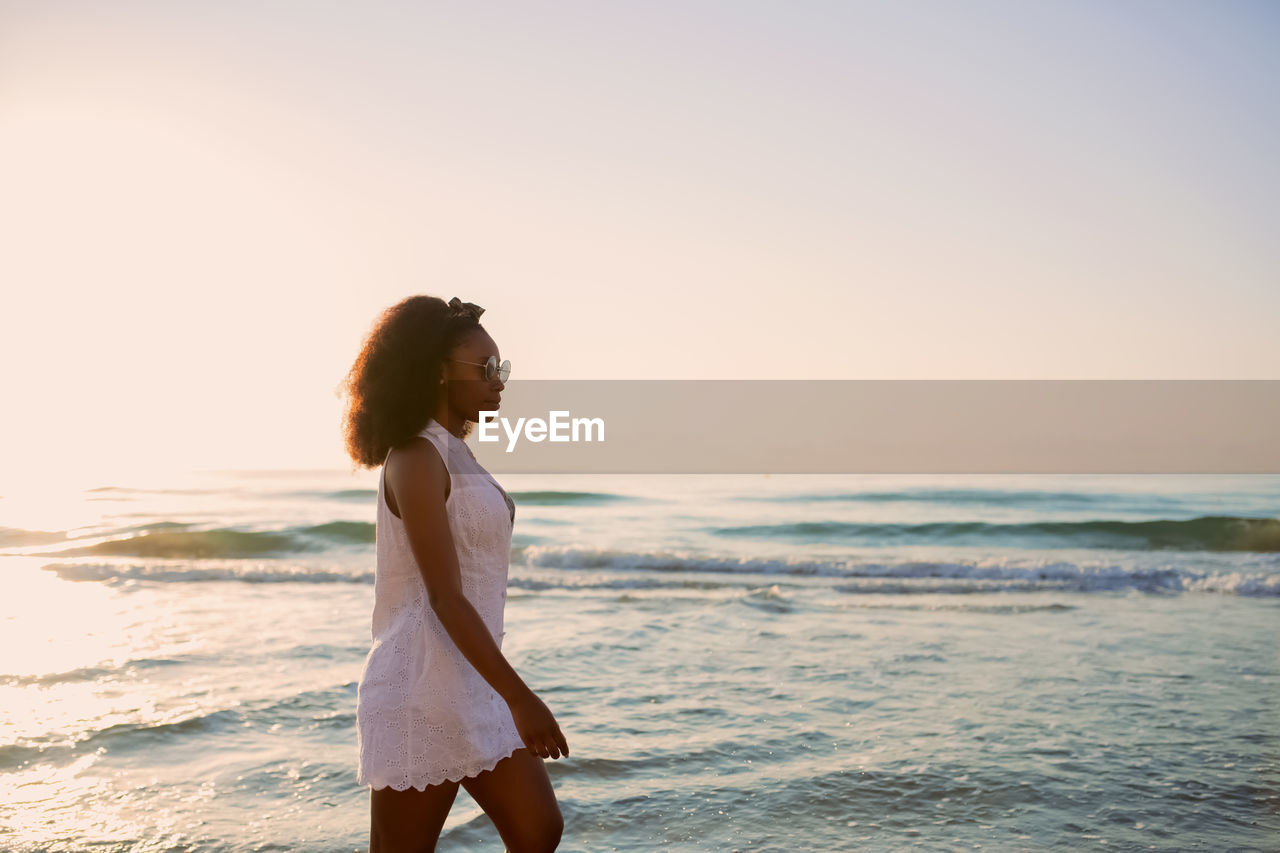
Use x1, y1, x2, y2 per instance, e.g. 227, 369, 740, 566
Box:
359, 740, 527, 791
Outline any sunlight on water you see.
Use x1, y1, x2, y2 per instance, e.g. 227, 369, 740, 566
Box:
0, 560, 132, 679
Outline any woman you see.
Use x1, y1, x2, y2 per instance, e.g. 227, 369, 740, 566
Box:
340, 295, 569, 852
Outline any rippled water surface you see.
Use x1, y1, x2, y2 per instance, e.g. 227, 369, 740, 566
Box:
1, 473, 1277, 851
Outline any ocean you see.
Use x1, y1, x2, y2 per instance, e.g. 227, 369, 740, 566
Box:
1, 471, 1277, 851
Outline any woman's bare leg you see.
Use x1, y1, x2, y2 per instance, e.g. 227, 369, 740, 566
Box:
460, 747, 563, 853
369, 779, 460, 853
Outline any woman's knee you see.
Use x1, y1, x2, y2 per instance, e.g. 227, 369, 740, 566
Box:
506, 807, 563, 853
547, 807, 565, 847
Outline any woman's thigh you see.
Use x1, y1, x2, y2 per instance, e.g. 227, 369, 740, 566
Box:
369, 779, 460, 853
461, 747, 563, 852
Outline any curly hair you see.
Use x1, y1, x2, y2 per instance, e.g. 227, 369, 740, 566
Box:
338, 295, 485, 469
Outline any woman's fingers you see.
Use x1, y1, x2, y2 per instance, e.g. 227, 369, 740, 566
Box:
524, 736, 548, 759
531, 732, 566, 759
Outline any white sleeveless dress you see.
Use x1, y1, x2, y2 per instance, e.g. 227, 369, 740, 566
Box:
355, 417, 525, 790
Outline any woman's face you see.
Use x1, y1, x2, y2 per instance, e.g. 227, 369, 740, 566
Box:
442, 330, 505, 423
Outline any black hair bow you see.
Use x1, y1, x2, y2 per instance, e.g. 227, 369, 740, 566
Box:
447, 296, 485, 320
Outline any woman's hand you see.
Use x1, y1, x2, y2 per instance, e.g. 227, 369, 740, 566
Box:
507, 689, 570, 760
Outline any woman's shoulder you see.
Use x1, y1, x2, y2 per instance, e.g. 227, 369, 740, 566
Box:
386, 433, 447, 472
385, 432, 452, 503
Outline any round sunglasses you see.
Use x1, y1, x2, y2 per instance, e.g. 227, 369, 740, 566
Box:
448, 356, 511, 382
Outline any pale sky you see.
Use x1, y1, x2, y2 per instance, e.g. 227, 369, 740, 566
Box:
1, 0, 1277, 482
